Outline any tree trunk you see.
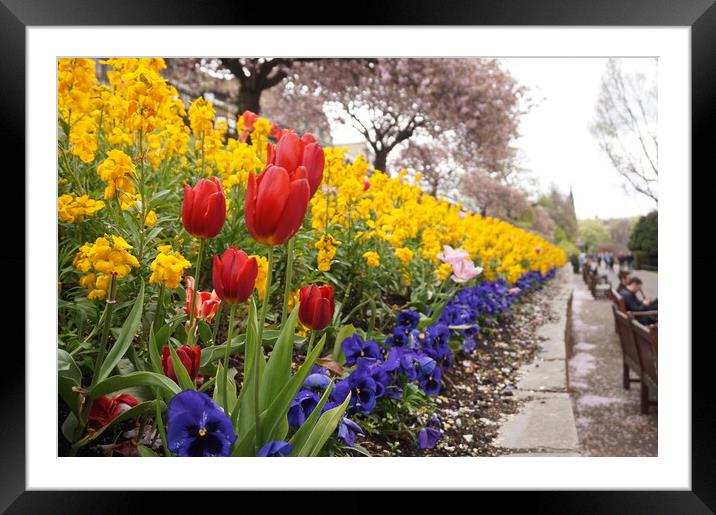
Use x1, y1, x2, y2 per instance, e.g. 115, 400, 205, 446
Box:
373, 148, 390, 174
237, 86, 262, 115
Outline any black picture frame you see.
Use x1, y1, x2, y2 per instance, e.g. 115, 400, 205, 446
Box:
4, 0, 706, 512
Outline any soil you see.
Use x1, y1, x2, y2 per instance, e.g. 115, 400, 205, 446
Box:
358, 280, 560, 457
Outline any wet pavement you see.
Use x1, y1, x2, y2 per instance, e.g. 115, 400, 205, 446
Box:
567, 268, 658, 456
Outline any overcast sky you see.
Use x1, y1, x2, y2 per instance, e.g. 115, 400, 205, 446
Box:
330, 57, 658, 221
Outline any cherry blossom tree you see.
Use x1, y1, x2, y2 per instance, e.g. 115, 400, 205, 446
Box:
284, 58, 525, 174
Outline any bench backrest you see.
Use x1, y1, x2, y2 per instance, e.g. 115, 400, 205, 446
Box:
610, 289, 627, 312
632, 319, 658, 384
613, 305, 640, 367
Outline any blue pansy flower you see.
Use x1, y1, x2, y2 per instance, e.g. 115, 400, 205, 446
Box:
303, 373, 331, 393
342, 334, 382, 366
288, 389, 320, 429
419, 366, 442, 396
337, 417, 364, 446
257, 441, 292, 457
166, 390, 237, 457
417, 426, 442, 449
396, 310, 420, 333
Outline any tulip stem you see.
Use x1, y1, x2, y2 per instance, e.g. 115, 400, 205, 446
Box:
222, 303, 238, 413
281, 238, 295, 325
306, 331, 316, 355
210, 301, 224, 346
187, 238, 205, 347
255, 246, 275, 452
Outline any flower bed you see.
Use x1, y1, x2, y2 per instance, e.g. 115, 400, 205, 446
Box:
57, 58, 566, 457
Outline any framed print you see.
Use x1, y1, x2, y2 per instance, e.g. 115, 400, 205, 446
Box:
4, 0, 708, 512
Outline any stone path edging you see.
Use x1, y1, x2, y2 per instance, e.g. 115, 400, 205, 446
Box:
496, 266, 581, 456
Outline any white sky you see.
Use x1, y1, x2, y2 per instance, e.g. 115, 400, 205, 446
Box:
330, 57, 658, 221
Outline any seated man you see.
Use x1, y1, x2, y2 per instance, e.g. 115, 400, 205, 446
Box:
616, 270, 630, 295
623, 277, 658, 324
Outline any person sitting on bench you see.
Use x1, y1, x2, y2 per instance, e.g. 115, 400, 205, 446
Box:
616, 270, 631, 295
623, 277, 658, 325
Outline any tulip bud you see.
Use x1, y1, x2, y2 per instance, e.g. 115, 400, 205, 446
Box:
182, 177, 226, 239
298, 284, 335, 331
212, 247, 258, 304
162, 345, 202, 383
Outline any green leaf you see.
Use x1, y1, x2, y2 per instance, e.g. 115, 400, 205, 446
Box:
168, 344, 196, 391
137, 445, 160, 457
58, 349, 82, 417
61, 412, 80, 443
148, 323, 163, 375
332, 324, 355, 365
236, 298, 264, 437
90, 371, 181, 401
288, 381, 334, 454
213, 361, 227, 411
96, 281, 145, 383
259, 304, 299, 412
232, 333, 326, 456
197, 320, 212, 345
297, 392, 351, 457
200, 338, 245, 368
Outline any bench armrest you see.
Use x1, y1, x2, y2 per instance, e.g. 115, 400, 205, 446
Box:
628, 310, 658, 317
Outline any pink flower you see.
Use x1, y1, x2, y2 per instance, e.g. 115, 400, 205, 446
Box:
184, 276, 221, 322
436, 245, 469, 265
450, 259, 483, 283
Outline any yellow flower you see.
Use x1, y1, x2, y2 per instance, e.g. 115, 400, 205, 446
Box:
57, 194, 105, 223
287, 289, 310, 336
435, 263, 453, 281
314, 234, 339, 272
149, 245, 191, 288
394, 247, 414, 266
188, 97, 215, 138
251, 254, 269, 299
362, 251, 380, 267
74, 234, 140, 299
143, 210, 158, 227
96, 149, 136, 199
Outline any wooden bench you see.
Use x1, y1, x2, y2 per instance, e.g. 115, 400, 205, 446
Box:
612, 305, 642, 390
588, 273, 611, 299
609, 288, 657, 318
632, 320, 658, 414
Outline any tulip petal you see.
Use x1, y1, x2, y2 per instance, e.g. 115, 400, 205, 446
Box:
302, 143, 325, 197
272, 178, 310, 245
235, 257, 258, 303
276, 132, 301, 173
245, 171, 258, 240
212, 255, 224, 299
312, 297, 332, 331
254, 166, 290, 239
202, 190, 226, 238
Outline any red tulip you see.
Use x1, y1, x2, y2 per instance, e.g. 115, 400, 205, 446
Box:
298, 284, 335, 331
244, 165, 310, 246
182, 177, 226, 239
161, 344, 202, 383
184, 276, 221, 322
266, 131, 325, 198
212, 247, 258, 304
363, 180, 371, 191
87, 393, 139, 430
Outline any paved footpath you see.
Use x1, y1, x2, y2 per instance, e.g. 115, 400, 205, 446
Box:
497, 266, 581, 456
567, 268, 657, 456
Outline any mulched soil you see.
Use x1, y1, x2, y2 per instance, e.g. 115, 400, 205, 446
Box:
359, 280, 560, 457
